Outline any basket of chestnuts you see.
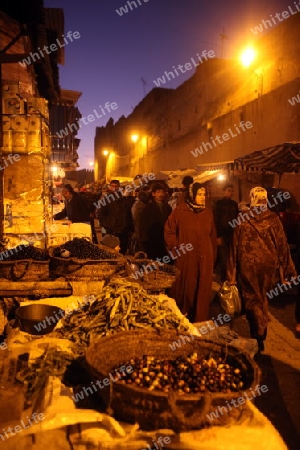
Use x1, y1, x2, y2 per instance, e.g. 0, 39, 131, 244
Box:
85, 330, 260, 431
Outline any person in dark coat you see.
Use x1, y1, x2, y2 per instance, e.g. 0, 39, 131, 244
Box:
139, 183, 171, 260
213, 184, 239, 282
227, 187, 297, 351
97, 180, 133, 254
164, 183, 217, 323
176, 175, 194, 207
131, 187, 150, 253
53, 184, 91, 223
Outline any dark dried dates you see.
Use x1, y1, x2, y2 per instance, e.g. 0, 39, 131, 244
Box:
53, 238, 117, 260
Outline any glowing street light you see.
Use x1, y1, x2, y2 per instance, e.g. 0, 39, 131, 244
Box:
240, 47, 256, 67
89, 160, 94, 167
103, 149, 109, 156
131, 134, 139, 143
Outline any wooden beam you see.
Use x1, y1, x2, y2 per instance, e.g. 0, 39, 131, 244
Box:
0, 54, 30, 64
0, 281, 72, 297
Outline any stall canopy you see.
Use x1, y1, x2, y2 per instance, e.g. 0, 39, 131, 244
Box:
159, 168, 229, 188
234, 142, 300, 173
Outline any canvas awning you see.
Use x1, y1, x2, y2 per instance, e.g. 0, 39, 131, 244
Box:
234, 142, 300, 173
160, 169, 228, 188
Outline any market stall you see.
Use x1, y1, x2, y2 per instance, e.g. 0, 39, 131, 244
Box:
0, 232, 289, 449
0, 280, 287, 449
234, 141, 300, 248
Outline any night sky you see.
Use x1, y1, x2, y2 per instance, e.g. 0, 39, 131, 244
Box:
44, 0, 292, 169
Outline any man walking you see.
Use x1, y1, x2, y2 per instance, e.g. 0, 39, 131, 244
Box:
97, 180, 133, 254
139, 183, 172, 260
213, 184, 239, 281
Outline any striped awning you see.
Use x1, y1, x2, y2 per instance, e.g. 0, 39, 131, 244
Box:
234, 142, 300, 173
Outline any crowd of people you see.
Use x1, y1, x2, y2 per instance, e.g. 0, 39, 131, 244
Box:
53, 177, 300, 350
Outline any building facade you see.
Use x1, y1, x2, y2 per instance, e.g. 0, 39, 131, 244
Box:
0, 0, 82, 245
94, 11, 300, 182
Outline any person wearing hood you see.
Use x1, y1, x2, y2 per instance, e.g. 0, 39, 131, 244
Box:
227, 187, 297, 352
164, 182, 217, 323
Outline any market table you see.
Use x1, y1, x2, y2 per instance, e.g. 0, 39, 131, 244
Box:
0, 290, 288, 450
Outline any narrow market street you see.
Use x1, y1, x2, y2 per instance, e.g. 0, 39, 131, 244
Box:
227, 292, 300, 450
1, 0, 300, 449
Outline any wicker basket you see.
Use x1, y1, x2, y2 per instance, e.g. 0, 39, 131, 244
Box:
0, 259, 49, 281
126, 255, 180, 290
49, 244, 125, 281
85, 330, 260, 431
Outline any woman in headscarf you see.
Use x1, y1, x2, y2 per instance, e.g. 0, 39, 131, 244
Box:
227, 187, 297, 351
164, 183, 217, 323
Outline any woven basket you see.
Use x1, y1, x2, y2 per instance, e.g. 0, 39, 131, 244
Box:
85, 330, 260, 431
0, 259, 49, 281
126, 256, 180, 290
49, 244, 125, 281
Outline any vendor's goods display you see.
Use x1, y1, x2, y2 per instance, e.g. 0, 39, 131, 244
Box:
0, 245, 49, 281
52, 278, 189, 355
114, 353, 244, 394
49, 237, 123, 280
52, 237, 117, 260
1, 245, 48, 261
126, 252, 180, 290
16, 304, 65, 335
86, 330, 260, 432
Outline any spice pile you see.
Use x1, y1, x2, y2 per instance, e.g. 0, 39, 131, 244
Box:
53, 278, 189, 355
52, 237, 117, 260
114, 353, 245, 394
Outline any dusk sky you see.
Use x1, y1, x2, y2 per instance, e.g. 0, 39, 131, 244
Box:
44, 0, 292, 169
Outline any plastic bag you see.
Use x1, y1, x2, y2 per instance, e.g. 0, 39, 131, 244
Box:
218, 281, 242, 317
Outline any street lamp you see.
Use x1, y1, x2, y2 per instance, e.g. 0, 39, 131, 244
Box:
131, 134, 139, 143
51, 166, 58, 175
240, 46, 263, 96
240, 47, 256, 68
102, 150, 109, 183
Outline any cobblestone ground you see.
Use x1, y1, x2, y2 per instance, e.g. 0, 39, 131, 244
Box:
212, 291, 300, 450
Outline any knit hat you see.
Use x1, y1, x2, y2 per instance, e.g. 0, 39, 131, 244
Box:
101, 234, 120, 249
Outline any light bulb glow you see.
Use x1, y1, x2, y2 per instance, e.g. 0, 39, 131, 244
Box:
240, 48, 256, 67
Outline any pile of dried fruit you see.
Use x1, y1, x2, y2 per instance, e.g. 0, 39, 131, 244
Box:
114, 353, 244, 394
52, 237, 117, 260
3, 245, 48, 261
52, 278, 189, 355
